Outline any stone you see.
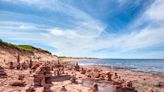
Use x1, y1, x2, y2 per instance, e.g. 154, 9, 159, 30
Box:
9, 62, 14, 69
21, 62, 28, 70
61, 86, 67, 92
18, 74, 25, 80
43, 85, 52, 92
60, 67, 64, 74
10, 80, 25, 86
106, 72, 112, 81
126, 81, 133, 88
70, 76, 77, 84
113, 73, 118, 79
112, 80, 122, 85
32, 64, 52, 87
147, 88, 154, 92
155, 82, 164, 87
91, 83, 99, 92
80, 67, 86, 74
0, 66, 7, 78
31, 63, 40, 70
74, 62, 80, 71
16, 54, 21, 70
16, 64, 21, 70
94, 73, 101, 78
29, 58, 33, 69
54, 69, 60, 76
25, 85, 35, 92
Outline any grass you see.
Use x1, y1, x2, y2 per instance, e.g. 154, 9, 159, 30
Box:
0, 40, 33, 51
17, 45, 33, 51
0, 39, 51, 54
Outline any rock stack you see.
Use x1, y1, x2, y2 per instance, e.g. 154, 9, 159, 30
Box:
91, 83, 99, 92
9, 62, 14, 69
106, 72, 112, 81
16, 54, 21, 70
0, 66, 7, 78
32, 64, 52, 87
74, 62, 80, 71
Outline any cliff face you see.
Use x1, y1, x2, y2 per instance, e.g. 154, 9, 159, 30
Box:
0, 41, 58, 65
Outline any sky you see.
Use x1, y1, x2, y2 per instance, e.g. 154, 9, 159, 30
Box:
0, 0, 164, 59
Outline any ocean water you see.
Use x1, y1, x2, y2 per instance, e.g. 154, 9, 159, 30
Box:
74, 59, 164, 74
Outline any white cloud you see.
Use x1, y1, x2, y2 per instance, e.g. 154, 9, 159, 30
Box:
42, 0, 164, 58
1, 0, 164, 58
0, 21, 48, 41
146, 0, 164, 21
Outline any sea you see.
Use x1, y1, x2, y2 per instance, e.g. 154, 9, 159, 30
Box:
73, 59, 164, 74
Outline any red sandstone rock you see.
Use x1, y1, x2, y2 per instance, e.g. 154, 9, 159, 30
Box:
106, 72, 112, 81
61, 86, 67, 92
9, 62, 14, 69
18, 74, 25, 80
147, 88, 154, 92
10, 80, 25, 86
33, 64, 52, 87
70, 76, 77, 84
0, 66, 7, 78
91, 83, 99, 92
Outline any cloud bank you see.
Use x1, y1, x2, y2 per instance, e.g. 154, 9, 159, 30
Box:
0, 0, 164, 58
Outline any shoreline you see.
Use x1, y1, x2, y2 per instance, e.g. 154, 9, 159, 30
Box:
67, 59, 164, 92
79, 65, 164, 92
93, 65, 164, 76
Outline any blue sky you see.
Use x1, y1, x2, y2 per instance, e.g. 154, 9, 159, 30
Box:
0, 0, 164, 59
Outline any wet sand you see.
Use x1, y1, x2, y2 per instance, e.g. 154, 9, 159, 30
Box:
87, 65, 164, 92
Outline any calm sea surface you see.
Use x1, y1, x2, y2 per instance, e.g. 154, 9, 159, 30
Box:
74, 59, 164, 74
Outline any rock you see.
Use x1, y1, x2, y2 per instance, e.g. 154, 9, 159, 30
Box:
31, 63, 40, 70
0, 66, 7, 78
21, 62, 28, 70
147, 88, 154, 92
61, 86, 67, 92
32, 64, 52, 87
10, 80, 25, 86
18, 74, 25, 80
16, 54, 21, 70
126, 81, 133, 88
25, 85, 35, 92
94, 73, 101, 78
9, 62, 14, 69
154, 82, 164, 87
106, 72, 112, 81
113, 73, 118, 79
43, 85, 52, 92
80, 67, 86, 74
29, 58, 33, 69
74, 62, 80, 71
91, 83, 99, 92
54, 69, 60, 76
70, 76, 77, 84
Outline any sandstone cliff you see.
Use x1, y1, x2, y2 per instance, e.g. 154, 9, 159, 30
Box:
0, 40, 58, 65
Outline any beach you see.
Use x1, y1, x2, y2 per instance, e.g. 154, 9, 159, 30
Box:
0, 58, 164, 92
88, 65, 164, 92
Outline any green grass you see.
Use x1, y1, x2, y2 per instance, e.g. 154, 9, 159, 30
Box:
17, 45, 33, 51
0, 40, 33, 51
0, 40, 18, 48
0, 40, 51, 54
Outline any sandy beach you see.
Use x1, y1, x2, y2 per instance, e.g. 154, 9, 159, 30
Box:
0, 59, 163, 92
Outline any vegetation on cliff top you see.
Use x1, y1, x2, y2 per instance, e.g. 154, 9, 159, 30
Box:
58, 56, 97, 59
0, 39, 51, 54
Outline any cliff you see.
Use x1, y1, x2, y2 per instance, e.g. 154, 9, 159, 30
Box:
0, 40, 58, 65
